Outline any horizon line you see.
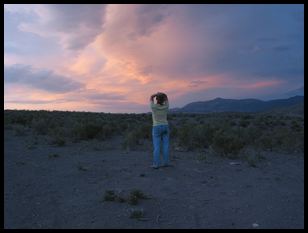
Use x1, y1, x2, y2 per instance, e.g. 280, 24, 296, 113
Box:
4, 95, 303, 114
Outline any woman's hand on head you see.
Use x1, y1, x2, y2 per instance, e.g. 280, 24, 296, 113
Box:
150, 93, 157, 101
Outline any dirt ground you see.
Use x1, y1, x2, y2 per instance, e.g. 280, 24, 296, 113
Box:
4, 129, 304, 229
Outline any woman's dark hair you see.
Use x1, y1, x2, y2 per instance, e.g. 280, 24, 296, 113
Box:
156, 93, 167, 105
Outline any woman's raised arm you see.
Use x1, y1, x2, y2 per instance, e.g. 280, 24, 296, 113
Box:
150, 93, 157, 101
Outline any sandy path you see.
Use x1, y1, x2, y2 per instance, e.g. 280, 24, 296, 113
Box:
4, 129, 304, 229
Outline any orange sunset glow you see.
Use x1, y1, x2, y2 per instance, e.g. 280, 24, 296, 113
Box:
4, 4, 304, 113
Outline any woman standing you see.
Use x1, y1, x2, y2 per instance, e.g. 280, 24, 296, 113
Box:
149, 92, 171, 169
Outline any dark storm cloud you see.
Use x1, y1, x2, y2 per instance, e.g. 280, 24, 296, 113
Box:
162, 4, 303, 82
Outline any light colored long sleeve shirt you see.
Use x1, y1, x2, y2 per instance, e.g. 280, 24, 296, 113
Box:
150, 100, 169, 126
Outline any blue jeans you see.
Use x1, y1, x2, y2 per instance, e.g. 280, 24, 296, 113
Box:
152, 124, 169, 167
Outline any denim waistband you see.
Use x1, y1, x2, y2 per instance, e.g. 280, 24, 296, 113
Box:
153, 124, 168, 127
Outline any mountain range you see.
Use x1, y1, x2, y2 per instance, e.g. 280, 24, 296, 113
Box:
170, 95, 304, 114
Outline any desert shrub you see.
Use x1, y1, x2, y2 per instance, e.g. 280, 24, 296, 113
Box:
198, 124, 217, 146
31, 118, 50, 135
13, 124, 27, 136
279, 120, 287, 126
169, 122, 177, 139
117, 121, 129, 133
195, 115, 205, 122
48, 153, 60, 159
240, 148, 266, 167
250, 116, 304, 153
168, 114, 174, 121
196, 151, 207, 161
115, 195, 127, 203
4, 124, 13, 130
122, 130, 140, 150
133, 123, 151, 140
291, 120, 302, 132
7, 110, 34, 126
130, 189, 148, 199
128, 195, 139, 205
176, 123, 194, 150
71, 122, 103, 140
128, 189, 149, 205
242, 126, 262, 145
99, 124, 116, 139
174, 122, 217, 151
211, 128, 246, 157
181, 118, 189, 124
102, 189, 149, 206
130, 208, 144, 219
189, 124, 213, 149
6, 110, 303, 155
246, 155, 257, 167
4, 112, 12, 126
103, 190, 116, 201
141, 123, 152, 139
256, 134, 273, 151
229, 120, 237, 127
50, 136, 66, 146
254, 116, 267, 129
55, 123, 73, 137
77, 163, 89, 171
242, 114, 254, 120
271, 127, 304, 152
239, 119, 250, 128
122, 123, 152, 150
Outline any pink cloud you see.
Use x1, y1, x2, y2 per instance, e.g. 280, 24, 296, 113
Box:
241, 80, 284, 89
4, 4, 303, 112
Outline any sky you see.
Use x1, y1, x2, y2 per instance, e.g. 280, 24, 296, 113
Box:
4, 4, 304, 113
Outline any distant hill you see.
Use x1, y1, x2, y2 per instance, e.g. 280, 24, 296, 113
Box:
283, 86, 304, 98
170, 96, 304, 113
